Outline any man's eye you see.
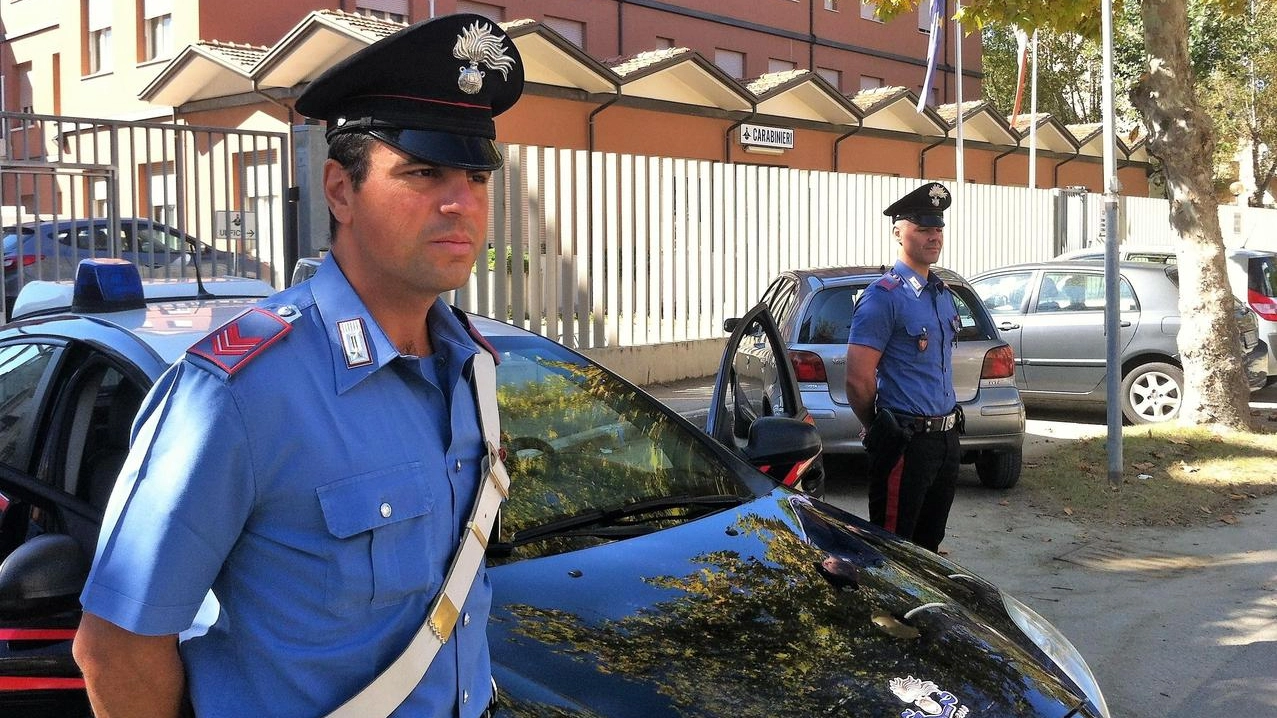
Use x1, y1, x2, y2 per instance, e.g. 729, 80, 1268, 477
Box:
470, 172, 492, 185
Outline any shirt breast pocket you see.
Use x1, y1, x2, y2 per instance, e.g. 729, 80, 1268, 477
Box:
317, 463, 436, 615
905, 320, 931, 352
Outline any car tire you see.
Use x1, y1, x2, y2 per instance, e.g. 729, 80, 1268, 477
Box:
1121, 362, 1183, 424
975, 450, 1022, 489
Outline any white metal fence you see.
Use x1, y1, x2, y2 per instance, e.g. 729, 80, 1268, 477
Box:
452, 144, 1277, 350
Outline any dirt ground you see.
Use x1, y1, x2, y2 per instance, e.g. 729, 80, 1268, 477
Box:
823, 411, 1277, 718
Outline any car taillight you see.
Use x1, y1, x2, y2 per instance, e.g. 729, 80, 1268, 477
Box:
789, 349, 827, 382
981, 344, 1016, 379
1248, 288, 1277, 322
4, 254, 40, 270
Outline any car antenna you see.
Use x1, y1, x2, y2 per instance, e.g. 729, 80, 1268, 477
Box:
185, 236, 215, 299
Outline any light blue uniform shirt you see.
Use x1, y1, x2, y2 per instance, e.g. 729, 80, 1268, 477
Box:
81, 258, 493, 717
850, 260, 959, 417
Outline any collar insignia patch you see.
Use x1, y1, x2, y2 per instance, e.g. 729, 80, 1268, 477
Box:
338, 318, 373, 369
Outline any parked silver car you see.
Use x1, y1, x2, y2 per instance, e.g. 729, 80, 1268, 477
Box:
1057, 245, 1277, 378
755, 266, 1026, 489
971, 260, 1268, 424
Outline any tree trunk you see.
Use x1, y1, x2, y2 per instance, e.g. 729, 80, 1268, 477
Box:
1131, 0, 1253, 429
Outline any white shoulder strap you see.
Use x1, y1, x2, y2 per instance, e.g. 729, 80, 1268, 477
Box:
324, 349, 508, 718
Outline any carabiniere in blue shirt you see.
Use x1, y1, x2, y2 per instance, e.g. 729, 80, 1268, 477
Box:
81, 257, 493, 718
850, 259, 960, 418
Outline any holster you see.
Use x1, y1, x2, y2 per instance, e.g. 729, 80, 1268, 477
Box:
863, 408, 913, 472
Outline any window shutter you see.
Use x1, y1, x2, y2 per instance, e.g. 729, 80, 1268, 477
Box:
87, 0, 112, 30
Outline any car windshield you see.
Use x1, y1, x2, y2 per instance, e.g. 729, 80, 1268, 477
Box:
487, 334, 758, 563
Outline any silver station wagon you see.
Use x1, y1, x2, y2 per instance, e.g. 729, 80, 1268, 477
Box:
755, 266, 1026, 489
971, 260, 1268, 424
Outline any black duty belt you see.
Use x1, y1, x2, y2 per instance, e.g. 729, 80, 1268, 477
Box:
897, 410, 958, 433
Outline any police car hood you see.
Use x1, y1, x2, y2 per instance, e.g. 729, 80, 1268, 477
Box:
487, 490, 1095, 717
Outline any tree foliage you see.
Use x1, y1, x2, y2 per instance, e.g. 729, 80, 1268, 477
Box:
873, 0, 1257, 429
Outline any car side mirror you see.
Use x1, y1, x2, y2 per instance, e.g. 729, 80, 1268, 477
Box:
0, 534, 89, 619
742, 416, 822, 466
723, 317, 740, 332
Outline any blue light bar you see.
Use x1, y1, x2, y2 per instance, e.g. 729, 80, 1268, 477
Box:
71, 259, 146, 313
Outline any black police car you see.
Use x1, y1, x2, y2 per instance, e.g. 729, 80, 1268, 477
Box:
0, 260, 1109, 717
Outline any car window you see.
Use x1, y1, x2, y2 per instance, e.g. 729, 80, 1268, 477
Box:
798, 285, 854, 344
948, 286, 989, 340
1126, 252, 1175, 264
1039, 271, 1138, 312
133, 225, 183, 254
0, 343, 60, 471
761, 277, 798, 331
490, 334, 751, 562
1248, 256, 1277, 298
972, 271, 1034, 315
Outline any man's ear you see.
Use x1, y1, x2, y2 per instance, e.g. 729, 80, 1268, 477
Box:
323, 159, 354, 226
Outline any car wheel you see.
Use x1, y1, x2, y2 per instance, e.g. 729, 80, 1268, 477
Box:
975, 450, 1022, 489
1121, 362, 1183, 424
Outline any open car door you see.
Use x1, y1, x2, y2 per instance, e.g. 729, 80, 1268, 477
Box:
707, 303, 824, 498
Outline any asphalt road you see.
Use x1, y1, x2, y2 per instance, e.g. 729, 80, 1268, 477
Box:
642, 377, 1277, 718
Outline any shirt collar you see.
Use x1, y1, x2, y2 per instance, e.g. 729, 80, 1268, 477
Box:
309, 258, 478, 395
892, 260, 937, 298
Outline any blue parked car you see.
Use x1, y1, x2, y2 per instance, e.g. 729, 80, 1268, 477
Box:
2, 217, 231, 314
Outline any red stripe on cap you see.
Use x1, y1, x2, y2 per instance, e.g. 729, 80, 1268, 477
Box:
350, 93, 490, 111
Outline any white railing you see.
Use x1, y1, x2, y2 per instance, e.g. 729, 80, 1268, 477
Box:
452, 144, 1277, 350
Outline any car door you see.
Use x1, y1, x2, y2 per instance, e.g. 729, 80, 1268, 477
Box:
1018, 269, 1139, 395
971, 270, 1033, 386
707, 302, 822, 496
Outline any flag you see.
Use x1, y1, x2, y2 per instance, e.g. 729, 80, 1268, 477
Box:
1010, 26, 1030, 124
916, 0, 946, 113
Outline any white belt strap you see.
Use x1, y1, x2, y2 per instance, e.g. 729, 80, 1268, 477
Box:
324, 350, 509, 718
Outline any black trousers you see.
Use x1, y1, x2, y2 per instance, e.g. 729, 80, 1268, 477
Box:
866, 427, 960, 552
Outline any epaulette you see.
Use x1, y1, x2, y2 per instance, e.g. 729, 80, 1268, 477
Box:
187, 306, 299, 378
874, 274, 903, 291
450, 306, 501, 365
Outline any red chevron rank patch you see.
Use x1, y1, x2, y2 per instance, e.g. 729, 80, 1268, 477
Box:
188, 308, 293, 376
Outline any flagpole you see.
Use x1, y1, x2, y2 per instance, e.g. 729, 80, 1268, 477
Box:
1028, 29, 1039, 189
955, 0, 964, 191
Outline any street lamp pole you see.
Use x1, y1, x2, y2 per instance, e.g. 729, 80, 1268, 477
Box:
1102, 0, 1124, 487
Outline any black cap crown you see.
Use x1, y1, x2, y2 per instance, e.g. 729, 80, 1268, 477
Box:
295, 13, 524, 170
883, 182, 951, 227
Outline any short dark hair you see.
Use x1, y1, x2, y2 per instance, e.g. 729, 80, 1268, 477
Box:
326, 130, 401, 240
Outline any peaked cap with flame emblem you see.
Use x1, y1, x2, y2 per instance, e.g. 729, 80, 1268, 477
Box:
295, 13, 524, 170
883, 182, 951, 228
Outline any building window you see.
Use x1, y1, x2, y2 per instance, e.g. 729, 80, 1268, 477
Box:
816, 66, 842, 90
768, 58, 797, 73
824, 0, 839, 10
654, 36, 674, 49
861, 1, 879, 21
142, 0, 173, 62
714, 48, 745, 79
918, 0, 935, 31
355, 0, 409, 23
543, 15, 585, 49
455, 1, 504, 21
859, 75, 884, 91
86, 0, 113, 75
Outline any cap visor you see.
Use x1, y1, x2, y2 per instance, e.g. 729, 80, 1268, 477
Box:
909, 214, 945, 228
375, 129, 503, 170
